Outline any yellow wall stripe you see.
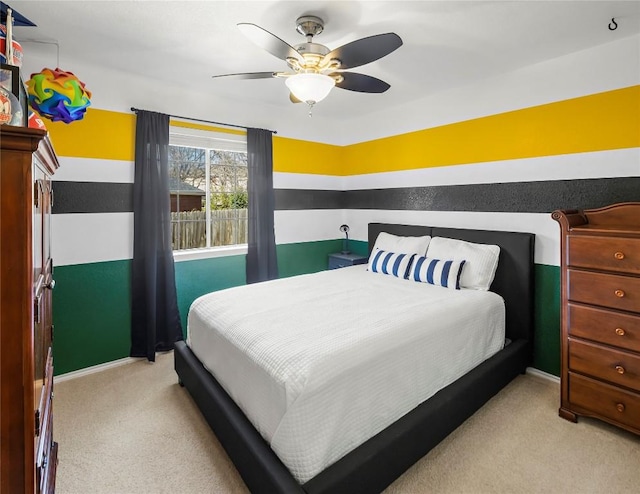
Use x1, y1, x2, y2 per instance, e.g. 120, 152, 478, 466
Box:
273, 136, 344, 175
46, 110, 246, 161
344, 85, 640, 175
46, 108, 136, 161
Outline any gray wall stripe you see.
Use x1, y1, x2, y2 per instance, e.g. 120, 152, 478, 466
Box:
277, 178, 640, 213
274, 189, 346, 210
53, 182, 133, 214
53, 177, 640, 215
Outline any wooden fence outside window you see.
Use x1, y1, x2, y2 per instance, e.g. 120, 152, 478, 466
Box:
171, 209, 248, 250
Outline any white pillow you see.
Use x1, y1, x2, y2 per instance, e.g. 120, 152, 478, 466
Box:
368, 249, 415, 279
370, 232, 431, 257
426, 237, 500, 291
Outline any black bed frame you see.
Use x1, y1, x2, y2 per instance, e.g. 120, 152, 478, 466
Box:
174, 223, 535, 493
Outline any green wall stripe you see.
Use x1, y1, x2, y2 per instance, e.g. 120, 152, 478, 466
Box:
52, 241, 561, 377
277, 239, 343, 278
533, 264, 561, 376
174, 255, 247, 333
53, 259, 132, 375
347, 239, 369, 257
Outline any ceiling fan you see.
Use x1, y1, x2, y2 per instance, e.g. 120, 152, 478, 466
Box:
212, 15, 403, 113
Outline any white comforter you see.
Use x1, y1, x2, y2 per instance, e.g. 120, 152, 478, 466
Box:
187, 265, 505, 483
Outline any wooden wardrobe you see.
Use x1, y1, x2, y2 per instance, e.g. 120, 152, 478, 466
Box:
553, 203, 640, 435
0, 126, 59, 493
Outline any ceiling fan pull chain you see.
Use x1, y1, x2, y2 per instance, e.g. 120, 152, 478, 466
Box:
307, 102, 315, 117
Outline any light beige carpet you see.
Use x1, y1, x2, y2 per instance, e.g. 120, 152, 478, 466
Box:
54, 352, 640, 494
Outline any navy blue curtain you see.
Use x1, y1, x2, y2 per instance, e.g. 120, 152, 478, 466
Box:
246, 128, 278, 283
131, 110, 183, 361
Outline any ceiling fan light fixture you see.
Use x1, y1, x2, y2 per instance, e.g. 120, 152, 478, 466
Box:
285, 73, 335, 104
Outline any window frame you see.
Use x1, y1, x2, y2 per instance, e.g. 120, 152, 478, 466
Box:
168, 125, 248, 262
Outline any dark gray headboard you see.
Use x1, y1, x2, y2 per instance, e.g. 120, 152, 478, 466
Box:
368, 223, 535, 344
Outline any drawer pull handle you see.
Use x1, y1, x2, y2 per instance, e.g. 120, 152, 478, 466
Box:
616, 403, 625, 413
615, 327, 626, 336
615, 365, 625, 375
614, 251, 625, 260
615, 289, 625, 298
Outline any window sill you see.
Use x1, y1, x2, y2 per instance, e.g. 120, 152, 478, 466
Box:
173, 244, 248, 262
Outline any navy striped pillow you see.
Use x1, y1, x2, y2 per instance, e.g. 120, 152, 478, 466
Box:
368, 249, 415, 279
408, 256, 466, 289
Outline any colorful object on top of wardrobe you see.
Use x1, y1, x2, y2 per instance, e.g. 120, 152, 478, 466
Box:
27, 67, 91, 123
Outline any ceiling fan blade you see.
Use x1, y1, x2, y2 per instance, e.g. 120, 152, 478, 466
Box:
323, 33, 402, 70
211, 72, 277, 80
333, 72, 390, 93
237, 23, 305, 63
289, 92, 302, 104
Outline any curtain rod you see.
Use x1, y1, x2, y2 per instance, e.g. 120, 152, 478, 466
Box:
130, 107, 277, 134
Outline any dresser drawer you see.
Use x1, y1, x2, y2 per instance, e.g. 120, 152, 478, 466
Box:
569, 304, 640, 353
569, 372, 640, 432
569, 339, 640, 392
568, 236, 640, 275
568, 269, 640, 312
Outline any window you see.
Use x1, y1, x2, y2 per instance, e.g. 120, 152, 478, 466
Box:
168, 127, 248, 251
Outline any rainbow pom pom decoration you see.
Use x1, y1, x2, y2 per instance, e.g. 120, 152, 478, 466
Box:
27, 68, 92, 124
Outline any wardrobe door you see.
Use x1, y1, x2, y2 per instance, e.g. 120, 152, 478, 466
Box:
33, 159, 57, 494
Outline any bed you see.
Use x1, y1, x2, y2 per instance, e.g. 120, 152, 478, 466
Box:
174, 223, 535, 493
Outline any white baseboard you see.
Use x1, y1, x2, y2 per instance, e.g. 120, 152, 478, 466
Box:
526, 366, 560, 384
54, 356, 141, 383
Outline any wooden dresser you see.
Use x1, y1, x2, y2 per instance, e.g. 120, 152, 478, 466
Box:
0, 127, 59, 493
552, 203, 640, 435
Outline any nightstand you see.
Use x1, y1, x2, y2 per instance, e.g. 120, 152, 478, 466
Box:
328, 252, 368, 270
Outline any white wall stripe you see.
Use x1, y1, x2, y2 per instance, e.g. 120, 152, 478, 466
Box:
52, 213, 133, 267
54, 210, 346, 266
53, 157, 134, 183
345, 210, 560, 266
275, 148, 639, 192
275, 209, 347, 245
52, 210, 559, 266
343, 148, 640, 190
273, 172, 345, 190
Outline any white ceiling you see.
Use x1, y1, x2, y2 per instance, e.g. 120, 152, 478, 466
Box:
8, 0, 640, 138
